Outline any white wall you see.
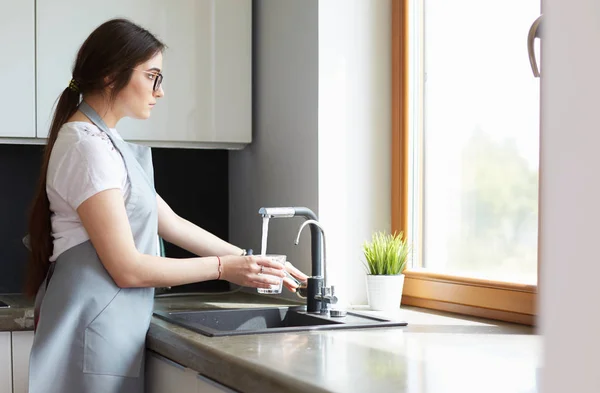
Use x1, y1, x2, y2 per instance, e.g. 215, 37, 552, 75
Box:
539, 0, 600, 392
318, 0, 391, 305
229, 0, 319, 301
229, 0, 391, 305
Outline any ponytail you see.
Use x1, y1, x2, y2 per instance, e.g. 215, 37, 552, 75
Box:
24, 86, 81, 297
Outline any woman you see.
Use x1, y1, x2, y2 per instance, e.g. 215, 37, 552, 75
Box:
25, 18, 307, 393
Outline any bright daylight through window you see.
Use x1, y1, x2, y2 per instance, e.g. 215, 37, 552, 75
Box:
407, 0, 541, 285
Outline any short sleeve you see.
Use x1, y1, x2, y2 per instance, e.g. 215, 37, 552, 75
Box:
49, 137, 125, 210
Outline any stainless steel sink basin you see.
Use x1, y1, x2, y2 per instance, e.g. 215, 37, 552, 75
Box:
153, 306, 407, 337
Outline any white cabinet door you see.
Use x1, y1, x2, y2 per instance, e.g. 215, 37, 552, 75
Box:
0, 332, 12, 393
211, 0, 252, 144
145, 350, 197, 393
0, 0, 35, 138
12, 331, 34, 393
36, 0, 251, 145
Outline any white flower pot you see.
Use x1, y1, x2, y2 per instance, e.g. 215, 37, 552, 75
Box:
366, 274, 405, 311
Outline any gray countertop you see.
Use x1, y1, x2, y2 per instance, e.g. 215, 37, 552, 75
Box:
147, 293, 541, 393
0, 292, 542, 393
0, 293, 35, 331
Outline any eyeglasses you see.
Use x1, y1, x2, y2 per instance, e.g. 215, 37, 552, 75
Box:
132, 69, 163, 92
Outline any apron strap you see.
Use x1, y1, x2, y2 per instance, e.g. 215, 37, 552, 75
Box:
34, 262, 56, 333
77, 101, 155, 190
45, 262, 56, 289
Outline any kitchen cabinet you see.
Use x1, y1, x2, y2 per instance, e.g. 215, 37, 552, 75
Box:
0, 333, 12, 393
35, 0, 251, 148
12, 331, 34, 393
0, 0, 35, 138
145, 350, 237, 393
196, 373, 238, 393
146, 350, 198, 393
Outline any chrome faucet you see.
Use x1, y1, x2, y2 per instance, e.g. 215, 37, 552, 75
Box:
295, 220, 337, 314
258, 207, 326, 313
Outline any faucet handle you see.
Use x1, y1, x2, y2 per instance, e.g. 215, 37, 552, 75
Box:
315, 286, 329, 301
317, 286, 338, 304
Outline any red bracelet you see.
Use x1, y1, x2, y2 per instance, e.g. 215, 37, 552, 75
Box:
216, 256, 222, 280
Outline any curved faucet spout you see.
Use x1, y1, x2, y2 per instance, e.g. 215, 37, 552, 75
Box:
295, 219, 327, 287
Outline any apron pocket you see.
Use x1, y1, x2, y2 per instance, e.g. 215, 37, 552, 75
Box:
83, 288, 153, 378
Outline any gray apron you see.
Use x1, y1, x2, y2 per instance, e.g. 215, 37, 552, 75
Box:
29, 101, 158, 393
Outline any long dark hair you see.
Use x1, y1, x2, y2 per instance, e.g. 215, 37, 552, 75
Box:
24, 18, 165, 297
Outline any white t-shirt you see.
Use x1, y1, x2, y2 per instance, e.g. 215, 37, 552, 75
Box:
47, 122, 130, 261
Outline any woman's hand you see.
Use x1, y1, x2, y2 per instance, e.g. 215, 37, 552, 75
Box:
283, 261, 309, 292
220, 255, 285, 289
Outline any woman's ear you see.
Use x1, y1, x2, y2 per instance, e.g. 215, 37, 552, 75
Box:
103, 75, 117, 89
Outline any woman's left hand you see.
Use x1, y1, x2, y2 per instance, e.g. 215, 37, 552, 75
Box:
283, 261, 309, 292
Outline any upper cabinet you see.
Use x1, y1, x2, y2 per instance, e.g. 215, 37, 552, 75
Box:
30, 0, 251, 147
0, 0, 35, 138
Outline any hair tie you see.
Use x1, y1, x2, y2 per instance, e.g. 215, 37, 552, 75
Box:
68, 79, 80, 93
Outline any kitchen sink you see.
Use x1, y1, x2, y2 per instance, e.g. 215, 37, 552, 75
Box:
153, 306, 407, 337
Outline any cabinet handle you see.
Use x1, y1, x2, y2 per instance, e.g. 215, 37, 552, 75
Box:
528, 14, 543, 77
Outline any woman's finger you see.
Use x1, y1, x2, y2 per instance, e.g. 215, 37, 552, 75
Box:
258, 267, 285, 278
283, 277, 299, 292
285, 261, 309, 281
254, 256, 285, 270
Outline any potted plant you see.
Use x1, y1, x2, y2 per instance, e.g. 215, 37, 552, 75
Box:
362, 231, 410, 311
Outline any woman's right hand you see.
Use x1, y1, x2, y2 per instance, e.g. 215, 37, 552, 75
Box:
220, 255, 285, 289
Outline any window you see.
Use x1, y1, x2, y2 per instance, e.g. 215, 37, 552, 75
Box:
392, 0, 540, 324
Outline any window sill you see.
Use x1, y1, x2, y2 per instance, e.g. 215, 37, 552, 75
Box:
401, 269, 537, 326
